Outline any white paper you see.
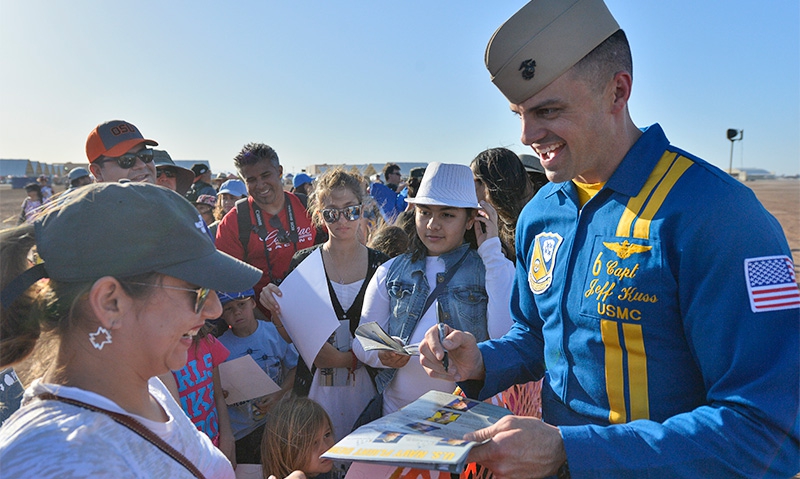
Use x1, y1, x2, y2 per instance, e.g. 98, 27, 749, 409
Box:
218, 355, 281, 405
273, 248, 340, 367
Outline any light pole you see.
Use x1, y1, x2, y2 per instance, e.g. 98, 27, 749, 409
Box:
727, 129, 743, 175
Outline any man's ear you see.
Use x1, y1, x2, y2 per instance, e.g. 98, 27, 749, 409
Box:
609, 71, 633, 115
89, 163, 104, 182
86, 277, 130, 330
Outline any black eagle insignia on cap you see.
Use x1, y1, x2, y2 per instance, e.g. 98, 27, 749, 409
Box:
519, 59, 536, 80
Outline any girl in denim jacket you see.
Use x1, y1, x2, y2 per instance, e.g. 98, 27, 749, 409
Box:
353, 162, 515, 416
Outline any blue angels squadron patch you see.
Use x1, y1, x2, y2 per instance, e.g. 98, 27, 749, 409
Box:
529, 232, 563, 294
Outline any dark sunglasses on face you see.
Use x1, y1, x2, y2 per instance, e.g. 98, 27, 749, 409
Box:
321, 204, 362, 223
124, 281, 212, 314
97, 149, 155, 169
156, 168, 176, 178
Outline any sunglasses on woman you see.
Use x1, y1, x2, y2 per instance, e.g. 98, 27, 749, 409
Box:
97, 149, 155, 169
124, 281, 212, 314
320, 204, 362, 223
156, 168, 176, 178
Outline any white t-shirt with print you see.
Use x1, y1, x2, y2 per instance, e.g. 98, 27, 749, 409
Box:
0, 377, 234, 478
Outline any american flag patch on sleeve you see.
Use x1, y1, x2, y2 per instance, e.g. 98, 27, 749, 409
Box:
744, 255, 800, 312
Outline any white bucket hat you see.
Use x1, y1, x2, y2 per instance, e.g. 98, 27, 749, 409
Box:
405, 162, 481, 209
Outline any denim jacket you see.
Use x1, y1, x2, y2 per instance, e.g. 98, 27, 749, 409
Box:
375, 243, 488, 393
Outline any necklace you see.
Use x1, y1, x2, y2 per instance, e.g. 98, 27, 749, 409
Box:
323, 244, 365, 284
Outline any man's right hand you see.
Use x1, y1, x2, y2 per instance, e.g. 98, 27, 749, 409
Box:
419, 324, 485, 382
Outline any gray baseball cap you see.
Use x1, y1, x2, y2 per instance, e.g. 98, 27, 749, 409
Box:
34, 182, 260, 291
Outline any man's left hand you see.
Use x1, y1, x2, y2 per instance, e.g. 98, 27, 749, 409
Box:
465, 415, 567, 479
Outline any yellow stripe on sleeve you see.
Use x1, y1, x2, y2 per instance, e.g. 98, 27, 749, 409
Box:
622, 323, 650, 420
601, 319, 627, 424
615, 151, 676, 238
632, 155, 693, 239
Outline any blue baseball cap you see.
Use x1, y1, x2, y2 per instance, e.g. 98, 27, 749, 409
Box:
293, 173, 313, 188
218, 289, 255, 306
68, 167, 90, 182
218, 179, 247, 198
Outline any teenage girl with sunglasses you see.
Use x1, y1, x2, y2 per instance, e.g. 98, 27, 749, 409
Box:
352, 162, 515, 416
260, 168, 389, 448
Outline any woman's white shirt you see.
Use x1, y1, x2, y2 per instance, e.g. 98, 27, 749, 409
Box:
0, 377, 234, 478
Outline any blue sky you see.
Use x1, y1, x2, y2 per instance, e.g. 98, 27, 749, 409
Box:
1, 1, 798, 176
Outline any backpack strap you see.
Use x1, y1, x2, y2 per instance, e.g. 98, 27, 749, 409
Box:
235, 198, 251, 263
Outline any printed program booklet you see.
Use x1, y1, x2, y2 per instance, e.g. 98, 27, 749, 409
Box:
322, 390, 511, 473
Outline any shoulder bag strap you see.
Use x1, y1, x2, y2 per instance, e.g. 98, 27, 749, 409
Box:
419, 247, 471, 318
38, 393, 207, 479
235, 198, 252, 263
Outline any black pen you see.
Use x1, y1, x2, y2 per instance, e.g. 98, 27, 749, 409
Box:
437, 302, 449, 372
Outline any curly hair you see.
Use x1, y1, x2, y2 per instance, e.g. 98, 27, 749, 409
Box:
307, 167, 365, 230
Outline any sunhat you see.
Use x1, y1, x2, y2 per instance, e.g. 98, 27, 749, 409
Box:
404, 162, 481, 209
194, 194, 217, 208
1, 182, 261, 308
153, 150, 195, 195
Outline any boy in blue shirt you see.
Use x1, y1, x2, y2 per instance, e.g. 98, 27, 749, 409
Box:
218, 289, 298, 465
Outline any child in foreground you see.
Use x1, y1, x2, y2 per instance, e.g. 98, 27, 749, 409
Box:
218, 289, 298, 465
261, 398, 336, 479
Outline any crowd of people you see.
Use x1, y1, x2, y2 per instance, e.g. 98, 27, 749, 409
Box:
0, 0, 797, 478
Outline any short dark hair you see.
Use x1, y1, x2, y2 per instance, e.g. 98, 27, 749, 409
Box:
572, 29, 632, 92
233, 143, 280, 173
382, 163, 400, 181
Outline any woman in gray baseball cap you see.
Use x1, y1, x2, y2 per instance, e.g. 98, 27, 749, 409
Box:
0, 182, 306, 479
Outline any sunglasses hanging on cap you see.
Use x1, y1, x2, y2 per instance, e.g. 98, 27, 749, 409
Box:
97, 149, 155, 169
321, 205, 362, 223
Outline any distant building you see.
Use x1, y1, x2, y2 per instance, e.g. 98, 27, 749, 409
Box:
306, 162, 429, 179
730, 168, 775, 181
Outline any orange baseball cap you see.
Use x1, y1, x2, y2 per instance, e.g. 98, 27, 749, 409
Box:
85, 120, 158, 163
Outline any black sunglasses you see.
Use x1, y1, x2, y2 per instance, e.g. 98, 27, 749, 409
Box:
156, 168, 176, 178
97, 149, 155, 169
321, 205, 362, 223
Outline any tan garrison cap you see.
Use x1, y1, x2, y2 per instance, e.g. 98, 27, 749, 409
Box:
485, 0, 619, 105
